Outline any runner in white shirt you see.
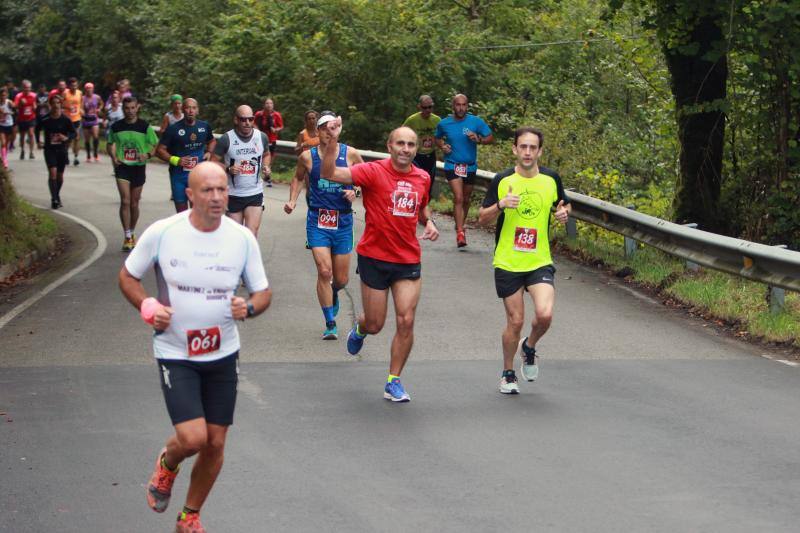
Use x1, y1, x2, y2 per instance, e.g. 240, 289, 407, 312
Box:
118, 162, 271, 533
211, 105, 269, 236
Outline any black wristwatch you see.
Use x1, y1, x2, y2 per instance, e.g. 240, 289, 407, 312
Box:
246, 302, 255, 318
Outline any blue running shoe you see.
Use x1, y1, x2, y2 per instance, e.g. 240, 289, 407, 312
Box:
332, 290, 340, 318
384, 378, 410, 402
347, 327, 365, 355
322, 324, 338, 340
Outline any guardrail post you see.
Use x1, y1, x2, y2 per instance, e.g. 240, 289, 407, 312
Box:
566, 217, 577, 239
682, 223, 700, 271
624, 205, 637, 258
768, 245, 787, 314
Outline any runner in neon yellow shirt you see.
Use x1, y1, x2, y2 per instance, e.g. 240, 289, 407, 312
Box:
478, 126, 571, 394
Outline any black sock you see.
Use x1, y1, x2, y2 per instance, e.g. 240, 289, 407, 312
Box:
93, 138, 99, 157
55, 178, 63, 197
47, 179, 56, 200
182, 506, 199, 515
84, 140, 90, 155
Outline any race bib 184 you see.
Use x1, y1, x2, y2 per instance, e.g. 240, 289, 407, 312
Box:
513, 227, 538, 252
186, 326, 221, 357
392, 190, 418, 217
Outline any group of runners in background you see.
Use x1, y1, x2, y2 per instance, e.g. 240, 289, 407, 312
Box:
4, 75, 572, 532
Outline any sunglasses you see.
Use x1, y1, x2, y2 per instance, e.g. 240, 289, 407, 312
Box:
237, 116, 255, 122
420, 105, 433, 110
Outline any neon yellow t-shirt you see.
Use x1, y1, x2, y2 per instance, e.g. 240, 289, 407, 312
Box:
482, 166, 569, 272
403, 112, 441, 155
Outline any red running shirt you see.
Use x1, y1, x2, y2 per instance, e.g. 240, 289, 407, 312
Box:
351, 158, 431, 264
254, 110, 283, 143
14, 92, 37, 121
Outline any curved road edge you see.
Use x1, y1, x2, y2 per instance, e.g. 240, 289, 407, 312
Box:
0, 205, 108, 330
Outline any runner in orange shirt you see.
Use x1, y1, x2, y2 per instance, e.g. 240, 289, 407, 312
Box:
62, 77, 83, 166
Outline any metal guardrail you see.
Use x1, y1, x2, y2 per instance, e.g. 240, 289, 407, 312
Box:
273, 139, 800, 293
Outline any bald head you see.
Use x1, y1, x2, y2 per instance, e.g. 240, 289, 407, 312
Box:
234, 105, 255, 135
388, 126, 418, 144
183, 98, 199, 122
188, 161, 227, 190
452, 93, 468, 119
186, 162, 228, 226
386, 127, 418, 171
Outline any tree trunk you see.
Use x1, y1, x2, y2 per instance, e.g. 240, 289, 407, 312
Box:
664, 16, 728, 232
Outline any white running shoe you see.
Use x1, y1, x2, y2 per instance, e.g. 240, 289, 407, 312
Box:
499, 370, 520, 394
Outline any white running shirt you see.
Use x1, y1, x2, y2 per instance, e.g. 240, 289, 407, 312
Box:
218, 129, 268, 198
125, 211, 269, 362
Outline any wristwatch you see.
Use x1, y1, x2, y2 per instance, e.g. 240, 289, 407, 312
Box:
246, 302, 255, 318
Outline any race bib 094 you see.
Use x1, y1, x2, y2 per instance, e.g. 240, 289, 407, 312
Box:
317, 209, 339, 230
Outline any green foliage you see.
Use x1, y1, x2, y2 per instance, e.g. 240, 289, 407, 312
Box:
0, 167, 58, 266
0, 0, 795, 249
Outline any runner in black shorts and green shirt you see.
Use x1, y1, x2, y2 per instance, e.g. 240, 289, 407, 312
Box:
478, 126, 571, 394
108, 96, 159, 252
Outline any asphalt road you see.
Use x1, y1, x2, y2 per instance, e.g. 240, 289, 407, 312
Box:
2, 153, 799, 532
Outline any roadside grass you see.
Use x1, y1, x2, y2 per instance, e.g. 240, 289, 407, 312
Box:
0, 168, 59, 266
551, 222, 800, 348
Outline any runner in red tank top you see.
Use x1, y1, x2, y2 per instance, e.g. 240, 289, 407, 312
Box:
320, 117, 440, 402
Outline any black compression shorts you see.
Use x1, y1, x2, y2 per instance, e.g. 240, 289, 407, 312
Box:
157, 351, 239, 426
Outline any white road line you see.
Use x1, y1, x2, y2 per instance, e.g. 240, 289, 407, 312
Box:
0, 206, 108, 330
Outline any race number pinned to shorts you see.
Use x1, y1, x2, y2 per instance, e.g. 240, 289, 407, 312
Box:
454, 163, 468, 178
317, 209, 339, 230
182, 156, 198, 170
392, 190, 418, 218
124, 148, 138, 162
187, 326, 221, 357
513, 227, 538, 252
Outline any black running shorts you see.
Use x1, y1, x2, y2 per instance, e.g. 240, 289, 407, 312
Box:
227, 193, 264, 214
445, 168, 477, 185
357, 254, 421, 291
157, 351, 239, 426
115, 164, 146, 188
494, 265, 556, 298
44, 148, 69, 172
17, 120, 35, 132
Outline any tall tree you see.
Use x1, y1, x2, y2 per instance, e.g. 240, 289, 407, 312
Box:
654, 2, 730, 231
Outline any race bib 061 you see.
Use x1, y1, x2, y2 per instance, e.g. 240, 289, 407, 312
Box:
186, 326, 222, 357
392, 190, 418, 218
317, 209, 339, 230
513, 227, 538, 252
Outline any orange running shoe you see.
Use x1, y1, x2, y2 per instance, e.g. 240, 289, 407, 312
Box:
456, 229, 467, 248
175, 510, 206, 533
146, 448, 179, 513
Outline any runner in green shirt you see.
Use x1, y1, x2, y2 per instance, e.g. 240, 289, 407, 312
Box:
107, 96, 159, 251
478, 126, 571, 394
402, 94, 440, 197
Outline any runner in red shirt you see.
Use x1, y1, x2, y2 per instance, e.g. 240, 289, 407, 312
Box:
13, 79, 37, 160
321, 117, 439, 402
254, 97, 283, 187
